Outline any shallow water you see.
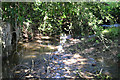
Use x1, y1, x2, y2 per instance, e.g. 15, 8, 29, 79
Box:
2, 36, 59, 78
2, 34, 119, 79
101, 24, 120, 27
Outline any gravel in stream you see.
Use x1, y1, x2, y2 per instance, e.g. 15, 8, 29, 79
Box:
45, 50, 100, 78
12, 36, 118, 79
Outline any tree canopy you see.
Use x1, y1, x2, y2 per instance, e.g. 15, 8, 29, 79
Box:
2, 2, 120, 36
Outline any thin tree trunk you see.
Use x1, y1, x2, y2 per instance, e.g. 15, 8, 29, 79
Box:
0, 20, 2, 79
0, 2, 2, 79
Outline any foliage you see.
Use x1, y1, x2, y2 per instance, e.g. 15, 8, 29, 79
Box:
102, 27, 120, 38
117, 53, 120, 60
95, 72, 112, 79
2, 2, 120, 37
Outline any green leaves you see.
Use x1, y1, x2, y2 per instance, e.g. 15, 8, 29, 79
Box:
96, 40, 99, 44
2, 2, 119, 36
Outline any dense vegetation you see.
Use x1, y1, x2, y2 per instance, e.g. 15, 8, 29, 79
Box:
2, 2, 120, 79
2, 1, 120, 58
2, 2, 120, 36
2, 2, 120, 52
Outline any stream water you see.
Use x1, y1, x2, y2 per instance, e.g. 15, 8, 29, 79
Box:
2, 35, 59, 79
2, 33, 119, 79
101, 24, 120, 27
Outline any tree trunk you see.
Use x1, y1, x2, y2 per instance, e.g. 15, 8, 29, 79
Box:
0, 20, 2, 79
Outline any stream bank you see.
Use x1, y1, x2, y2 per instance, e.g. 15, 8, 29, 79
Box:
45, 34, 119, 79
2, 33, 119, 79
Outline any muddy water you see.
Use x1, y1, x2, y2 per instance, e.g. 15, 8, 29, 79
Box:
2, 36, 59, 79
2, 34, 119, 79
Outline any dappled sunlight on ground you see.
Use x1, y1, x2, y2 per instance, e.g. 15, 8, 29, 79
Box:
64, 38, 82, 48
62, 54, 87, 65
41, 36, 52, 39
48, 50, 99, 78
82, 47, 95, 53
20, 36, 59, 51
24, 55, 37, 59
8, 34, 118, 79
79, 71, 94, 79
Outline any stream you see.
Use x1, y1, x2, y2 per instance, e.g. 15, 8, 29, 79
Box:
2, 31, 119, 79
101, 24, 120, 27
